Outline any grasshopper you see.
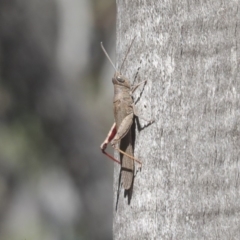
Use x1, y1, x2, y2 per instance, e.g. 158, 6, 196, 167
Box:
100, 38, 153, 190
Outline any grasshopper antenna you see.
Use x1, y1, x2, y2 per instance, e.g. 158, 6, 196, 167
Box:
119, 36, 136, 73
100, 42, 118, 72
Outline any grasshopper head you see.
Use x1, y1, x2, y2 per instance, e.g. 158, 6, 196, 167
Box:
100, 40, 135, 90
112, 72, 130, 88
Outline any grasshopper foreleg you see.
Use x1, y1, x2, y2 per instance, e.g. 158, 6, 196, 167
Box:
131, 80, 147, 94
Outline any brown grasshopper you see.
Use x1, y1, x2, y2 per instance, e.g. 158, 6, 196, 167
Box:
100, 38, 153, 190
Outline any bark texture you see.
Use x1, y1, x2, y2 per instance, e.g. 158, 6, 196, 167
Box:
113, 0, 240, 239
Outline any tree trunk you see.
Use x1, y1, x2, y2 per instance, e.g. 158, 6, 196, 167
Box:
113, 0, 240, 239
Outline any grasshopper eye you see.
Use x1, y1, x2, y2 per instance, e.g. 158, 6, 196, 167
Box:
117, 76, 125, 83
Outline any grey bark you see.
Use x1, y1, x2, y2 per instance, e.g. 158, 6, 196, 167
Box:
113, 0, 240, 239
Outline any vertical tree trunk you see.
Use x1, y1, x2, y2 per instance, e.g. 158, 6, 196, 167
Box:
113, 0, 240, 239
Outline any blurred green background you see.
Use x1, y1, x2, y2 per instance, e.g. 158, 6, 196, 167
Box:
0, 0, 116, 239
